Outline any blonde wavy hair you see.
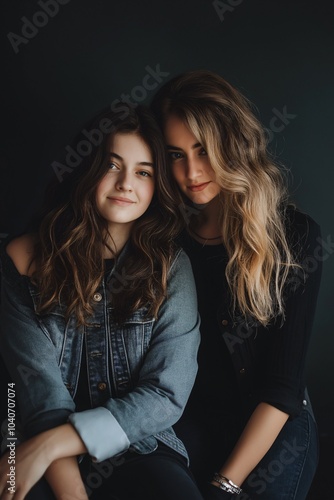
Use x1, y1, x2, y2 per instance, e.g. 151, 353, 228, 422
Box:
151, 70, 297, 326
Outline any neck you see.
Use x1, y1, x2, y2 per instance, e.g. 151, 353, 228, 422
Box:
102, 222, 133, 258
189, 196, 222, 243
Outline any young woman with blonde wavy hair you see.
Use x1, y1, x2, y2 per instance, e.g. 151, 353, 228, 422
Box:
0, 104, 203, 500
151, 70, 322, 500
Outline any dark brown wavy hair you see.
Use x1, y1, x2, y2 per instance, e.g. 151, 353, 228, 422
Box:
31, 104, 181, 324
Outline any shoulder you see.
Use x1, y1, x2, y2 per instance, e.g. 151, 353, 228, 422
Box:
285, 205, 321, 244
5, 234, 37, 277
168, 246, 196, 288
169, 246, 191, 274
284, 205, 321, 260
285, 205, 320, 232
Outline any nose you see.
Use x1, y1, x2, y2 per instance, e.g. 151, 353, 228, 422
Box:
115, 170, 133, 192
185, 155, 203, 180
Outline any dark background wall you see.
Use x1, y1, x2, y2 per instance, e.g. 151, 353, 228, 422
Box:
1, 0, 333, 434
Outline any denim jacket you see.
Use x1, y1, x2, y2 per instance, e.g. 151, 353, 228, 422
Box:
0, 241, 200, 463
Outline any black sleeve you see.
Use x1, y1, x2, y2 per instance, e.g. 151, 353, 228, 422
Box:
258, 208, 322, 418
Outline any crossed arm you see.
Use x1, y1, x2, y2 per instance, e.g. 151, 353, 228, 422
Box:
0, 423, 88, 500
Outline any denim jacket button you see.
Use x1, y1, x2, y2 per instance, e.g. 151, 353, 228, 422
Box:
98, 382, 107, 391
239, 368, 246, 375
221, 319, 228, 326
303, 399, 307, 406
93, 293, 102, 302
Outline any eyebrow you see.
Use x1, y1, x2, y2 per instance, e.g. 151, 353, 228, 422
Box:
109, 152, 154, 167
166, 143, 202, 151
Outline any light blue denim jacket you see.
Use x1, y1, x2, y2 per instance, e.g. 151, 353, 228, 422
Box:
0, 242, 200, 463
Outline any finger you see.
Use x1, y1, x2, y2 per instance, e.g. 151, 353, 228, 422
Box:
0, 489, 15, 500
0, 483, 29, 500
0, 476, 15, 498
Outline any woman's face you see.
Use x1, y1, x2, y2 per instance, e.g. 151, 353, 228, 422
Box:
96, 132, 155, 230
164, 115, 221, 205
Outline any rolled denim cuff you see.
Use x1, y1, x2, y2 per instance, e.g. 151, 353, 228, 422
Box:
69, 406, 130, 462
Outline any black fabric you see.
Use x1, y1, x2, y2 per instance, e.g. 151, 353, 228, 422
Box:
176, 239, 241, 421
87, 443, 204, 500
202, 483, 233, 500
73, 336, 90, 411
177, 206, 322, 421
173, 414, 240, 491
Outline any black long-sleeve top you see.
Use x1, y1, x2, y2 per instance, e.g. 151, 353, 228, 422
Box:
180, 206, 322, 422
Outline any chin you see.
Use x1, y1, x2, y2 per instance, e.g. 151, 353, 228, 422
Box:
190, 195, 216, 205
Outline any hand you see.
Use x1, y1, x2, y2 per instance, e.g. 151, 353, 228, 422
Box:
0, 433, 53, 500
202, 482, 234, 500
0, 424, 87, 500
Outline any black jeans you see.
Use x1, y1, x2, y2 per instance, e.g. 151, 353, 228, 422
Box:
27, 443, 204, 500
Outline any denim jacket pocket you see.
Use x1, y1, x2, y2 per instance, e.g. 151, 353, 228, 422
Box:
27, 283, 78, 369
28, 285, 84, 394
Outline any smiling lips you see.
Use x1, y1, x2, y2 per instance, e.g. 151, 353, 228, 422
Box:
107, 196, 135, 206
187, 182, 211, 192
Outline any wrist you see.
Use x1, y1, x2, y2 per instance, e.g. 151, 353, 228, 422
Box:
211, 472, 242, 495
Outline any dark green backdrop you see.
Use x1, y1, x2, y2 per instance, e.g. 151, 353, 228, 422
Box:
1, 0, 333, 434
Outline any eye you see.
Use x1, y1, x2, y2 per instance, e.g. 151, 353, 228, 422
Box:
199, 147, 207, 156
108, 162, 119, 170
137, 170, 153, 178
169, 151, 184, 161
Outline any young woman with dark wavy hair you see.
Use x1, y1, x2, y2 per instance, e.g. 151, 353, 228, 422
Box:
151, 71, 322, 500
0, 104, 203, 500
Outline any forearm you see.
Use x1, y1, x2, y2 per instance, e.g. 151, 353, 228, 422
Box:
214, 402, 289, 487
45, 457, 88, 500
43, 423, 88, 463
